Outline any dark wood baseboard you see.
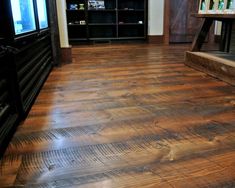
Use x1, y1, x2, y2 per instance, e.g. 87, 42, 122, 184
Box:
61, 46, 72, 64
148, 35, 164, 44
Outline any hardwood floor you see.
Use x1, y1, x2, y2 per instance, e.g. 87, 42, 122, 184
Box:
1, 44, 235, 187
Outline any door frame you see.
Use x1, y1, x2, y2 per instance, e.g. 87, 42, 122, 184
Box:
164, 0, 170, 44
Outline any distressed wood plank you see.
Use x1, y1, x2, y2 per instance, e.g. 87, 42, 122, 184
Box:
1, 44, 235, 187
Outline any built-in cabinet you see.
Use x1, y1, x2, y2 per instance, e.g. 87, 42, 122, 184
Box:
66, 0, 148, 43
0, 0, 56, 157
0, 0, 53, 117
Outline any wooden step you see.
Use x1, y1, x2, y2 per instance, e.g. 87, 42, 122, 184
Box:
185, 51, 235, 86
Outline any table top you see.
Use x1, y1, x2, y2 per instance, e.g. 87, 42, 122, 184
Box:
192, 13, 235, 19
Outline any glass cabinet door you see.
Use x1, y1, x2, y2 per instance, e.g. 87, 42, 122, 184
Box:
10, 0, 36, 35
36, 0, 49, 29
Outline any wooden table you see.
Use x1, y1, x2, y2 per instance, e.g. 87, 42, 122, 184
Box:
185, 14, 235, 85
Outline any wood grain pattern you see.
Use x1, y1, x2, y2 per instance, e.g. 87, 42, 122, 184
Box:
1, 44, 235, 187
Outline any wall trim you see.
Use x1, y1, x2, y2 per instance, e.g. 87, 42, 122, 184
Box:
61, 46, 72, 64
164, 0, 170, 45
148, 35, 164, 44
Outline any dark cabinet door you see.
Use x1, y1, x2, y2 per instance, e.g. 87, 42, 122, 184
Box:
0, 50, 19, 158
170, 0, 200, 43
48, 0, 61, 66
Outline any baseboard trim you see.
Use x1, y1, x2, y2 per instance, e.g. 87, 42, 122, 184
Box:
61, 46, 72, 64
148, 35, 164, 44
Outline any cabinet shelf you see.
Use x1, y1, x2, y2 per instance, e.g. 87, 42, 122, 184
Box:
118, 37, 145, 39
118, 9, 144, 11
118, 23, 144, 25
89, 37, 117, 40
69, 38, 88, 41
66, 9, 85, 12
88, 9, 116, 11
68, 24, 87, 26
89, 23, 116, 26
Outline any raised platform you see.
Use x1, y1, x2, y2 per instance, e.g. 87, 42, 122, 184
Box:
185, 51, 235, 85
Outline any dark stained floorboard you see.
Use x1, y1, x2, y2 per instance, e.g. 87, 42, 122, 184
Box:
1, 44, 235, 187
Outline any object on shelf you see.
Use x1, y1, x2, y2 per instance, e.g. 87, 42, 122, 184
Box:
199, 0, 216, 13
69, 4, 78, 10
123, 8, 134, 10
138, 21, 143, 24
218, 0, 225, 11
208, 0, 217, 13
225, 0, 235, 13
200, 0, 205, 12
200, 0, 207, 12
72, 20, 86, 25
80, 20, 86, 25
88, 0, 105, 10
79, 3, 85, 10
68, 20, 86, 25
198, 0, 235, 13
227, 0, 233, 8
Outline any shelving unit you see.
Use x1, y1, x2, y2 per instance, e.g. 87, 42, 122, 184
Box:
66, 0, 147, 43
0, 0, 57, 158
185, 14, 235, 85
66, 0, 87, 41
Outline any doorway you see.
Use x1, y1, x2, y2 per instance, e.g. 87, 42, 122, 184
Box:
168, 0, 200, 43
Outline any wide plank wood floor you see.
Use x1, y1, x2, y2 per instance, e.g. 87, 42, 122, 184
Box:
1, 44, 235, 187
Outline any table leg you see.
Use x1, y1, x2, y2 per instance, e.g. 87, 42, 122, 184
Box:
191, 18, 213, 52
220, 20, 233, 52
